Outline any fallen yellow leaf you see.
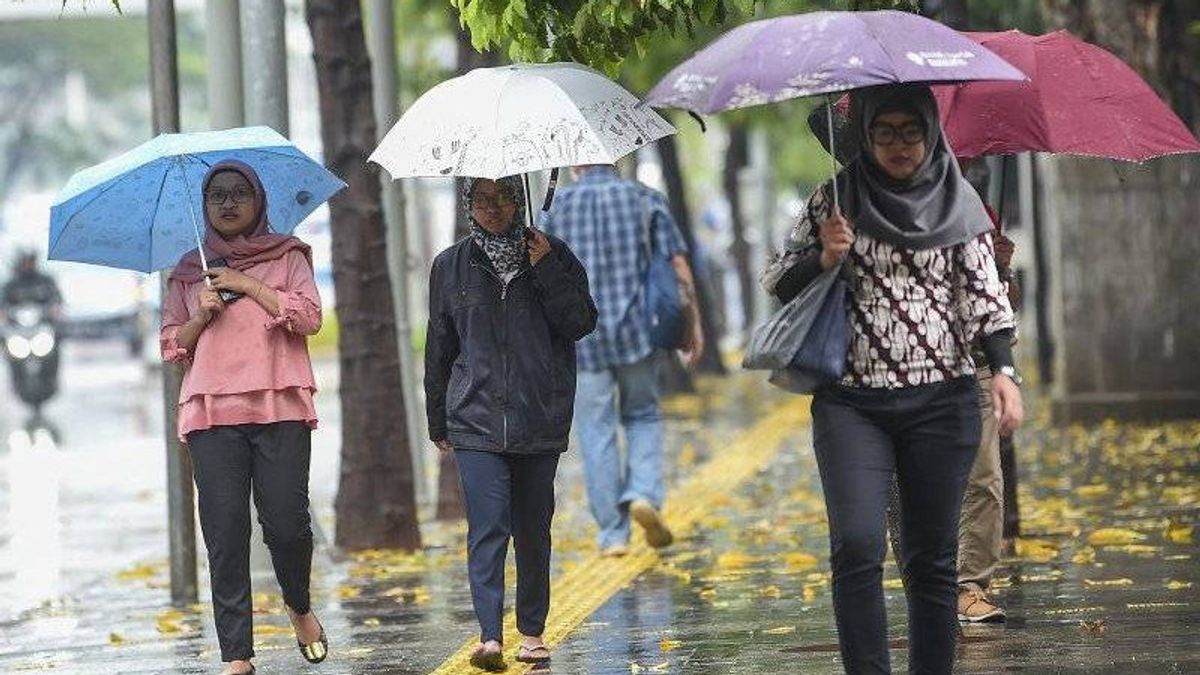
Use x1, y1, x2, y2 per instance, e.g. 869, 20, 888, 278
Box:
1101, 544, 1160, 556
108, 632, 125, 645
336, 585, 362, 599
1075, 484, 1109, 497
116, 562, 163, 582
1165, 522, 1194, 544
882, 578, 905, 590
1072, 547, 1096, 565
1166, 580, 1192, 590
1087, 528, 1147, 546
764, 626, 796, 635
154, 609, 187, 635
758, 585, 782, 599
252, 624, 293, 636
802, 585, 817, 602
784, 552, 819, 572
1083, 577, 1134, 587
363, 617, 381, 627
659, 639, 682, 652
1015, 538, 1060, 563
715, 551, 756, 570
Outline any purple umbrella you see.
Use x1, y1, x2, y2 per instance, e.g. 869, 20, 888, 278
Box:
645, 10, 1026, 209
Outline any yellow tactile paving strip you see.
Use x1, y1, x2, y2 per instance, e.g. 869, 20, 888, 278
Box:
430, 396, 811, 674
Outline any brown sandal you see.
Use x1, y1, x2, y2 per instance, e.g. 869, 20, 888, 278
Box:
516, 644, 551, 664
469, 644, 505, 672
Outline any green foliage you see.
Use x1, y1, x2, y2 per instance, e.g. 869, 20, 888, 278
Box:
449, 0, 759, 76
968, 0, 1044, 33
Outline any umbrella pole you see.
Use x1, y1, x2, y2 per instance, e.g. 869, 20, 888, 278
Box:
826, 96, 840, 214
996, 154, 1009, 230
178, 155, 211, 278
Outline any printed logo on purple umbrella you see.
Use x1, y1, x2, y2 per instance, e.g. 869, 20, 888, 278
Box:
905, 51, 976, 68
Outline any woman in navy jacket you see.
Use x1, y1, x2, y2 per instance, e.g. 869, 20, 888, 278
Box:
424, 176, 597, 671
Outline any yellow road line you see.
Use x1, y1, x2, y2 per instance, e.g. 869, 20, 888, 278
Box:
430, 397, 810, 674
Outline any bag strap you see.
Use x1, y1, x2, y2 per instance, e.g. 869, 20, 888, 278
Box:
640, 194, 655, 261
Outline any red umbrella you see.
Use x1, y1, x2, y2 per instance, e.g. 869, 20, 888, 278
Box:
934, 29, 1200, 161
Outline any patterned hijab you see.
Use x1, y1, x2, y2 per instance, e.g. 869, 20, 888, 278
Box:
462, 176, 528, 277
826, 85, 993, 251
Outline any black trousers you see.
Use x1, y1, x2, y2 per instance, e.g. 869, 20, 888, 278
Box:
455, 449, 559, 644
187, 421, 314, 661
812, 377, 981, 675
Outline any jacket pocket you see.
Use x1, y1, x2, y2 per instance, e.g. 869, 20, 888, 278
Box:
452, 283, 494, 312
447, 359, 470, 411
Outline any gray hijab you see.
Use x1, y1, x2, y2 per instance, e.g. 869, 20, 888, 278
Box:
462, 176, 528, 277
831, 84, 993, 251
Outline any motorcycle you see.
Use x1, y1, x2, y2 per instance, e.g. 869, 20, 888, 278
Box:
3, 303, 60, 411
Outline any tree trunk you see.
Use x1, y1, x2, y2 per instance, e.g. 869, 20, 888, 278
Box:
722, 123, 756, 334
658, 133, 726, 375
937, 0, 970, 27
306, 0, 421, 550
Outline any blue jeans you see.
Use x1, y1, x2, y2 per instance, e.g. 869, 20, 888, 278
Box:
574, 355, 665, 549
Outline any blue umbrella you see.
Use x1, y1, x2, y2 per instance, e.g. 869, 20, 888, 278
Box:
48, 126, 346, 273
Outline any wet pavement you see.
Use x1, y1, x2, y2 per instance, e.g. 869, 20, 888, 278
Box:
0, 341, 1196, 673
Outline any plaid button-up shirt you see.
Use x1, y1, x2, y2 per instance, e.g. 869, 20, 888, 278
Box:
540, 167, 688, 372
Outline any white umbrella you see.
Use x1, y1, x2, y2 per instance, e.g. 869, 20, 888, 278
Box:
368, 63, 676, 222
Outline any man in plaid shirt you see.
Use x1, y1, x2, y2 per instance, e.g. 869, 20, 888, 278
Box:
541, 164, 704, 555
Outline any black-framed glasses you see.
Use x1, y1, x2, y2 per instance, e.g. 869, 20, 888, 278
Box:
868, 123, 926, 147
472, 195, 516, 210
205, 187, 255, 205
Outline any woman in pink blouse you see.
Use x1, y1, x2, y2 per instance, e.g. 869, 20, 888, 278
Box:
160, 160, 327, 675
763, 85, 1024, 675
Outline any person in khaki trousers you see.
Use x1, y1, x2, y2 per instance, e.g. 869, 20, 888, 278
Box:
886, 200, 1020, 623
955, 222, 1020, 622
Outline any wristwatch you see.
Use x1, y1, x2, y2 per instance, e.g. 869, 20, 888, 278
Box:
997, 365, 1023, 386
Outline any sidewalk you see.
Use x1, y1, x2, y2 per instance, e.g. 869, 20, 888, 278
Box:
0, 364, 1196, 674
0, 365, 792, 674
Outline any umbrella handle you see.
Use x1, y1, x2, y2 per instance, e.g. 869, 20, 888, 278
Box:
522, 172, 535, 231
826, 97, 840, 215
541, 167, 560, 212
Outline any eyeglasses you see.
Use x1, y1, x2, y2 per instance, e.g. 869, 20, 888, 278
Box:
472, 195, 516, 210
868, 123, 926, 147
205, 187, 255, 205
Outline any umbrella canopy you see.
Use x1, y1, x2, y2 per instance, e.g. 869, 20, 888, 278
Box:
933, 30, 1200, 161
645, 10, 1026, 115
49, 126, 346, 273
369, 62, 676, 180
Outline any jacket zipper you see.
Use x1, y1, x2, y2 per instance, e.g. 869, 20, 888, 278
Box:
473, 261, 526, 451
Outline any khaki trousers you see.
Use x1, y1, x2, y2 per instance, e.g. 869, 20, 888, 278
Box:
958, 368, 1004, 591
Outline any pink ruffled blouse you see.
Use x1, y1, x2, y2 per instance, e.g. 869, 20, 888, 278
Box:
160, 250, 321, 442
